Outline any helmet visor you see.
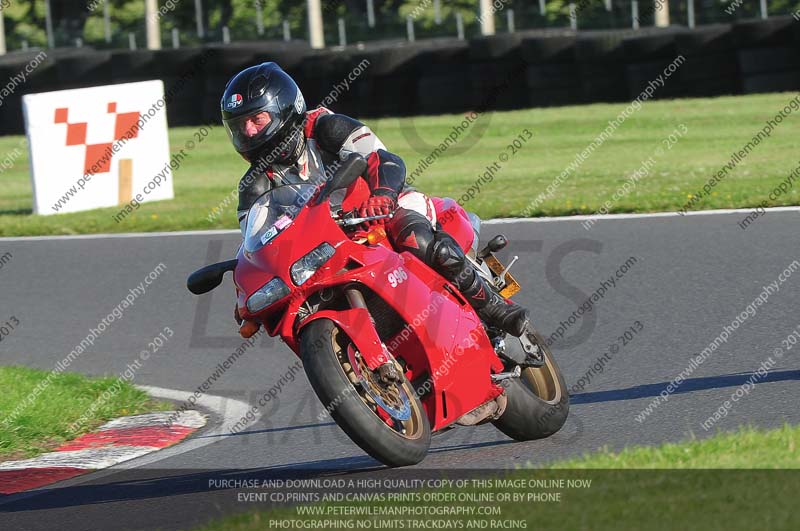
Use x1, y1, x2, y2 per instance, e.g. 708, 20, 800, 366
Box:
223, 107, 282, 154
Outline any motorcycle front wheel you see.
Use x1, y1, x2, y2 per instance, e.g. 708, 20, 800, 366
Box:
300, 318, 431, 467
492, 327, 570, 441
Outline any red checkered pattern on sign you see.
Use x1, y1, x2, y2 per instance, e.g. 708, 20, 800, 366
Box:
53, 103, 142, 176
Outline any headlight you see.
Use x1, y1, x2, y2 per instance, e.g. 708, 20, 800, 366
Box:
290, 243, 335, 285
246, 277, 290, 313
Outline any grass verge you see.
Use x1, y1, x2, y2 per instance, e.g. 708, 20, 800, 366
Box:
198, 424, 799, 531
0, 365, 171, 461
551, 423, 798, 469
1, 92, 799, 236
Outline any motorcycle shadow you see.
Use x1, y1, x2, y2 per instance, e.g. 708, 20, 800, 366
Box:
571, 369, 800, 405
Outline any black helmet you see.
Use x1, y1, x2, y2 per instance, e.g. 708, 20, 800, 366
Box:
221, 62, 307, 164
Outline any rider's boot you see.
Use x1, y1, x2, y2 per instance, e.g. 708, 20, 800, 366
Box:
430, 232, 530, 337
388, 209, 529, 337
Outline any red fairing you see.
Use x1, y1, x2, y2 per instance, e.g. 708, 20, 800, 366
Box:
234, 188, 504, 432
341, 177, 371, 212
433, 197, 474, 253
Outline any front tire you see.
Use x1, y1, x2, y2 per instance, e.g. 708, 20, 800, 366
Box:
492, 328, 569, 440
300, 318, 431, 467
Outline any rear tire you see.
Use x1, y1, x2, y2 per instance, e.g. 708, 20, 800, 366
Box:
300, 319, 431, 467
492, 328, 569, 441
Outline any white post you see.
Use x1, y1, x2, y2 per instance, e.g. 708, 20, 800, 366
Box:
283, 20, 291, 41
632, 1, 640, 30
539, 0, 546, 16
688, 0, 695, 29
256, 1, 264, 35
75, 37, 83, 47
22, 40, 29, 51
103, 1, 112, 43
145, 0, 162, 50
307, 0, 325, 49
406, 15, 415, 42
604, 0, 612, 11
338, 18, 346, 47
222, 25, 230, 43
569, 3, 577, 30
760, 0, 768, 19
479, 0, 496, 36
195, 0, 205, 39
172, 28, 180, 48
45, 0, 55, 48
507, 9, 515, 33
434, 0, 442, 24
367, 0, 376, 27
654, 0, 669, 27
456, 12, 464, 40
129, 32, 137, 51
0, 8, 5, 56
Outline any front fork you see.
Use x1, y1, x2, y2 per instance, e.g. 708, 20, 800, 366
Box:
344, 288, 400, 383
298, 287, 394, 376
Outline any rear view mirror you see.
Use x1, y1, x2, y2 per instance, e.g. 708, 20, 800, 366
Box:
315, 153, 367, 204
187, 260, 238, 295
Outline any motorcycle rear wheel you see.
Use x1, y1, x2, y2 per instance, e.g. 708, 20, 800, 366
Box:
492, 328, 570, 441
300, 318, 431, 467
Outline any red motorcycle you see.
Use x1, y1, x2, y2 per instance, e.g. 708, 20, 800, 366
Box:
188, 155, 569, 467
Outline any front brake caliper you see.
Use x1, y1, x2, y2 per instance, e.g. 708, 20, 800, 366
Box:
378, 361, 400, 384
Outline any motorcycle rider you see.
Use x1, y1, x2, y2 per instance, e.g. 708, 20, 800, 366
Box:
224, 62, 529, 339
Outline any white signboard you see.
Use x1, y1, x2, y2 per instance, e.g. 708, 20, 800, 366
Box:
23, 80, 173, 215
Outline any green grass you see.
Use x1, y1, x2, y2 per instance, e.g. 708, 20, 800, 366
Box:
1, 92, 799, 236
197, 424, 800, 531
550, 424, 799, 469
0, 365, 171, 461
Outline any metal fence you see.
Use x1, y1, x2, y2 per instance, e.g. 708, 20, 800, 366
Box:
1, 0, 799, 53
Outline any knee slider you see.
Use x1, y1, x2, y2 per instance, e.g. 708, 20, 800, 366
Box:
431, 231, 467, 273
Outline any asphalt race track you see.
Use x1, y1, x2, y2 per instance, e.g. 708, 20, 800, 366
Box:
1, 210, 799, 530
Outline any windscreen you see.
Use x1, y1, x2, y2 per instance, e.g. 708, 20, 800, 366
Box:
243, 184, 318, 253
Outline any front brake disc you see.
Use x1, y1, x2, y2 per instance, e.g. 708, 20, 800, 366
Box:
347, 344, 412, 421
